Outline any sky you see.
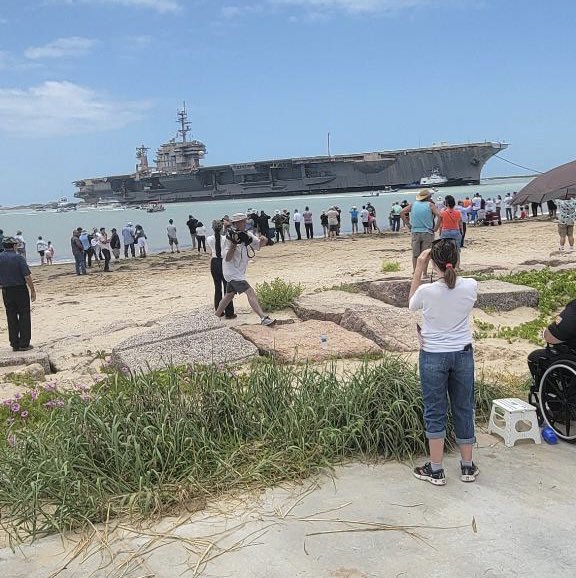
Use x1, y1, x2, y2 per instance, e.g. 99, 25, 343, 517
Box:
0, 0, 575, 205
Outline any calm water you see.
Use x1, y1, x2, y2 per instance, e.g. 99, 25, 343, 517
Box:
0, 177, 532, 266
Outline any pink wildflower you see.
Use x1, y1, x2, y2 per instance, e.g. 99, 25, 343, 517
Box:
10, 403, 20, 413
20, 411, 29, 419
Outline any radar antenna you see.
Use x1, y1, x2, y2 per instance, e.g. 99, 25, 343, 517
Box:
177, 102, 191, 143
136, 144, 150, 173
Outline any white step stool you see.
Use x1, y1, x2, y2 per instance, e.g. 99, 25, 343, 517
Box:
487, 398, 541, 447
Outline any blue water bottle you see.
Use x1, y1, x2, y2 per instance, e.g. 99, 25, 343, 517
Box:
541, 426, 558, 444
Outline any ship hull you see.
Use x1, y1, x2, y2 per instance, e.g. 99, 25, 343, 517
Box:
74, 142, 507, 204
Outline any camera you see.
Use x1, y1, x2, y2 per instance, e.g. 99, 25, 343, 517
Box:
226, 226, 252, 246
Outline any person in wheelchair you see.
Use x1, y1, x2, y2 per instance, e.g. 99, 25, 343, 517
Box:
528, 299, 576, 441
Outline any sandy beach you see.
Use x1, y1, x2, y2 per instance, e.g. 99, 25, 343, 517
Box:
0, 217, 565, 394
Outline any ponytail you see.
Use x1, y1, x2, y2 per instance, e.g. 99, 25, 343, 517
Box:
431, 239, 459, 289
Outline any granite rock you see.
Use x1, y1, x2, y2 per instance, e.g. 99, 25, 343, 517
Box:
112, 327, 258, 373
233, 319, 381, 362
0, 348, 51, 373
368, 279, 427, 308
12, 363, 46, 381
476, 280, 539, 311
340, 306, 420, 352
293, 290, 386, 324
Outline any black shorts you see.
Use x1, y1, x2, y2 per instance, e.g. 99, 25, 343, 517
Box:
168, 237, 178, 245
226, 280, 251, 294
38, 251, 45, 257
329, 224, 338, 232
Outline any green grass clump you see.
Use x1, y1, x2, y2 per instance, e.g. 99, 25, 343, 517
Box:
255, 277, 303, 311
0, 357, 510, 542
381, 261, 401, 273
472, 268, 576, 344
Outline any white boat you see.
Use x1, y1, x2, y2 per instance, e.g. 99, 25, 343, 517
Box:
420, 168, 448, 186
146, 201, 166, 213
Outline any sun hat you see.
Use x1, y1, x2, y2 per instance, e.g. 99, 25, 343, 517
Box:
274, 209, 280, 214
2, 236, 17, 247
230, 212, 248, 223
415, 189, 432, 201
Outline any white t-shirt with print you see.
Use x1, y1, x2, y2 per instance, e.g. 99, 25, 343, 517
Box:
222, 232, 260, 281
556, 199, 576, 225
409, 277, 478, 352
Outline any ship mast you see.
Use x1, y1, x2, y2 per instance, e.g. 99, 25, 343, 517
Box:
177, 102, 191, 143
136, 144, 150, 174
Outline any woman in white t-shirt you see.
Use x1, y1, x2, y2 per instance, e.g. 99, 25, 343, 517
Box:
408, 239, 479, 486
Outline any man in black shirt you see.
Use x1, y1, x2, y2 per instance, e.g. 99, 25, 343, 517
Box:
186, 215, 198, 250
0, 237, 37, 351
528, 299, 576, 380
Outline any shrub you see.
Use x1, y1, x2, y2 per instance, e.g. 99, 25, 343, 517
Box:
0, 357, 512, 542
255, 277, 303, 312
381, 261, 401, 273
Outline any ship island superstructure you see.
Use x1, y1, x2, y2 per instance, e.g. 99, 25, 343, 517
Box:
74, 105, 507, 204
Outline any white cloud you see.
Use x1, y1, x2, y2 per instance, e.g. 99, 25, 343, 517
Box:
0, 81, 150, 137
55, 0, 181, 13
272, 0, 434, 14
24, 37, 96, 60
221, 4, 262, 18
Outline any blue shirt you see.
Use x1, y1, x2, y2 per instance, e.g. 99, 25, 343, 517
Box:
411, 200, 434, 233
0, 250, 31, 287
350, 209, 359, 220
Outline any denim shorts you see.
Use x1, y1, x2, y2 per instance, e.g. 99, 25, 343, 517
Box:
440, 230, 462, 252
419, 347, 476, 445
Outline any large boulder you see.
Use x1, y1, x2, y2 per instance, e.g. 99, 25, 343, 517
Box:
293, 290, 386, 324
112, 308, 258, 372
233, 319, 381, 363
476, 280, 539, 311
368, 279, 425, 308
113, 327, 258, 373
340, 306, 420, 352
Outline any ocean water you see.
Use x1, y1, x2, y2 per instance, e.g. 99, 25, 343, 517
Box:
0, 176, 533, 266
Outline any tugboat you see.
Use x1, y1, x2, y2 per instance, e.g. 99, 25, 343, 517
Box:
420, 168, 449, 186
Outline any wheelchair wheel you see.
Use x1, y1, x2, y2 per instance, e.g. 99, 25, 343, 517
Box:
538, 361, 576, 442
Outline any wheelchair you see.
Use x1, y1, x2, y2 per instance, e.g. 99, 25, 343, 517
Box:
528, 344, 576, 442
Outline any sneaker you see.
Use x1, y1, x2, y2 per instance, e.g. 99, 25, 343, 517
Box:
261, 316, 276, 327
559, 246, 565, 252
413, 462, 446, 486
225, 314, 238, 320
460, 462, 479, 483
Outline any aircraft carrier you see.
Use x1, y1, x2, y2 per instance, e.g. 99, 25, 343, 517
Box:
73, 106, 507, 204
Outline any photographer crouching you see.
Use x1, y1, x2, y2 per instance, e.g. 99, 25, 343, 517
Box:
214, 213, 276, 326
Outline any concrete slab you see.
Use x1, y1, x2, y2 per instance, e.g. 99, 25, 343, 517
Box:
2, 437, 576, 578
341, 305, 420, 352
0, 347, 51, 373
114, 309, 223, 352
112, 327, 258, 373
234, 319, 382, 362
477, 279, 539, 311
292, 290, 386, 324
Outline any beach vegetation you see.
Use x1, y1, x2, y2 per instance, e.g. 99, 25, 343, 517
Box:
255, 277, 303, 311
0, 357, 515, 543
381, 261, 401, 273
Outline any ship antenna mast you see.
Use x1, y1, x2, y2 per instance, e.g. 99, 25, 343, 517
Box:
177, 101, 191, 143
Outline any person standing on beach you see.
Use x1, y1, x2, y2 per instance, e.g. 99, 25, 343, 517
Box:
282, 210, 291, 241
439, 195, 463, 261
391, 202, 402, 232
320, 211, 328, 238
134, 225, 147, 257
99, 227, 112, 272
0, 237, 37, 351
45, 241, 54, 265
409, 240, 479, 485
293, 209, 302, 240
36, 236, 48, 265
196, 222, 207, 253
215, 213, 275, 326
207, 219, 236, 320
110, 229, 121, 259
272, 210, 285, 243
122, 223, 136, 258
555, 196, 576, 252
503, 193, 513, 221
167, 219, 180, 254
258, 211, 271, 241
456, 201, 469, 248
14, 231, 26, 259
360, 206, 370, 234
327, 206, 339, 240
471, 194, 482, 225
400, 189, 442, 274
186, 215, 199, 249
303, 206, 314, 239
350, 206, 359, 234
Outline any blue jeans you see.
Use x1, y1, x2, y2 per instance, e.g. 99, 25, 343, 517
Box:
74, 253, 86, 275
419, 348, 476, 445
441, 229, 462, 252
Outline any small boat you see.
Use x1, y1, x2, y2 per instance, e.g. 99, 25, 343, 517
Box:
420, 168, 448, 186
146, 201, 166, 213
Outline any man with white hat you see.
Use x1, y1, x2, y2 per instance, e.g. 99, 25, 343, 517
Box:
122, 222, 136, 258
215, 213, 275, 326
400, 189, 442, 274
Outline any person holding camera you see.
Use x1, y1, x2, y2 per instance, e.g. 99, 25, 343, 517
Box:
207, 220, 236, 319
214, 213, 275, 326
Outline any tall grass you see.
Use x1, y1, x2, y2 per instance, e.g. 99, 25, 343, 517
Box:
255, 277, 303, 311
0, 357, 511, 543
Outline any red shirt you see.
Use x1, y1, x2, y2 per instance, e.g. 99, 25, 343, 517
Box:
441, 208, 461, 231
